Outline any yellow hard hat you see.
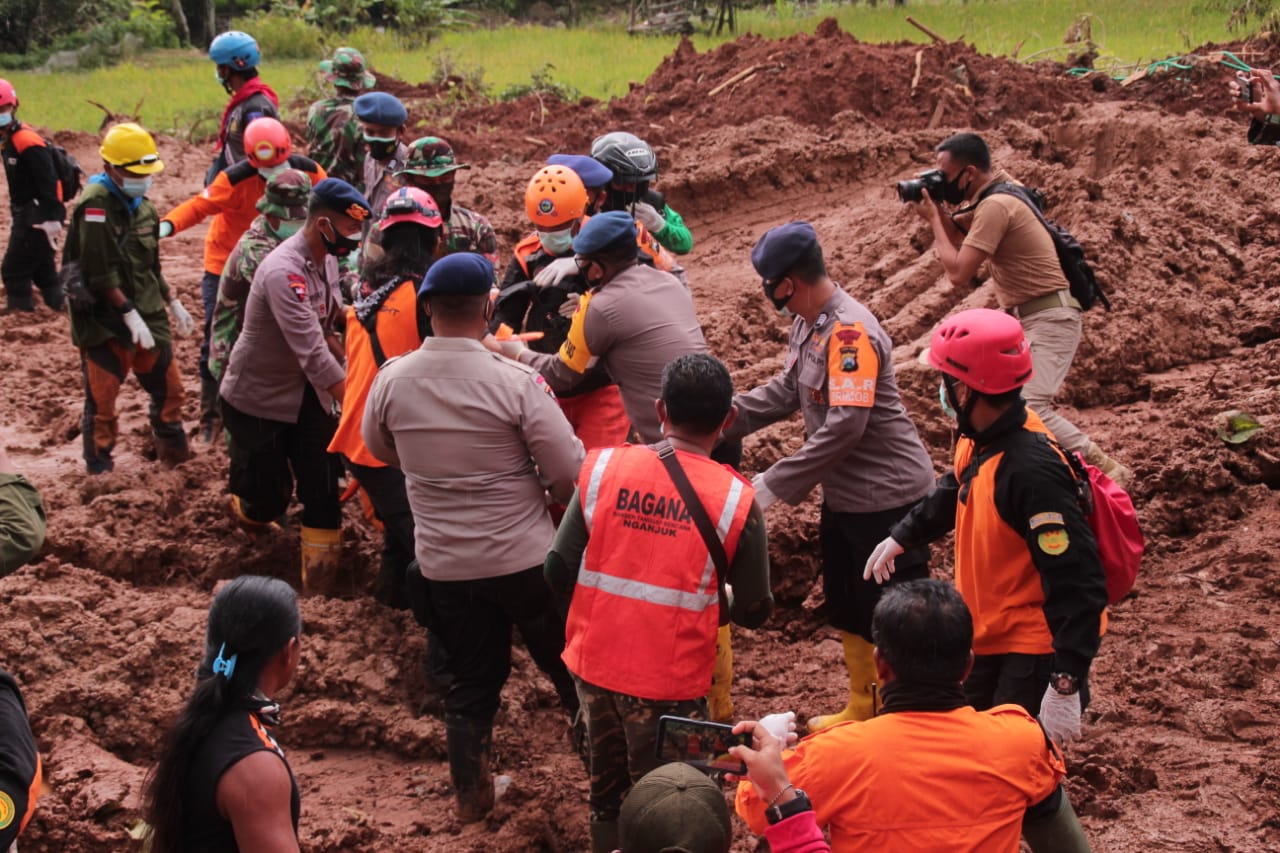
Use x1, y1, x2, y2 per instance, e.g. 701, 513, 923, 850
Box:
99, 122, 165, 175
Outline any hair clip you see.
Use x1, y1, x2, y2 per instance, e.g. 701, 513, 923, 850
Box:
212, 642, 238, 680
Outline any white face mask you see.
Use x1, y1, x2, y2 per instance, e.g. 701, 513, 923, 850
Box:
537, 229, 575, 257
259, 163, 287, 180
939, 379, 958, 421
0, 112, 13, 129
121, 176, 152, 198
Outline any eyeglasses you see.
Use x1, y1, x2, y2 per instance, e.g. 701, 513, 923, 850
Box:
118, 153, 159, 168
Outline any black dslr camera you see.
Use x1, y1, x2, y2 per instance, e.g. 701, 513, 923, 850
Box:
896, 169, 946, 203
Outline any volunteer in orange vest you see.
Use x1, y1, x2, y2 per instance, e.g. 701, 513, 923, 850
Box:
865, 308, 1107, 747
0, 670, 41, 851
544, 353, 773, 853
329, 186, 441, 608
734, 579, 1092, 853
160, 117, 326, 440
492, 165, 630, 451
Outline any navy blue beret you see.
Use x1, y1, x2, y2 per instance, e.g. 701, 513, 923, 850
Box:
353, 91, 408, 126
311, 178, 373, 222
751, 221, 820, 280
573, 210, 637, 255
547, 153, 613, 189
418, 252, 495, 297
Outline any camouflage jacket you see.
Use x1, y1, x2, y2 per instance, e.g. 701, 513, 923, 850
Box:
209, 216, 282, 382
305, 96, 363, 192
442, 204, 499, 266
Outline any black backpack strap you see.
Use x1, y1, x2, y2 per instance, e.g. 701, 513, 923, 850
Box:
958, 429, 1092, 514
656, 441, 731, 622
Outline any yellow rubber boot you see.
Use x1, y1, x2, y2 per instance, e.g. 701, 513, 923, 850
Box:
299, 525, 343, 597
708, 624, 734, 723
229, 495, 280, 535
807, 632, 878, 732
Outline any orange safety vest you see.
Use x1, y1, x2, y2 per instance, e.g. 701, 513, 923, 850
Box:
563, 445, 753, 701
953, 409, 1105, 656
328, 279, 424, 467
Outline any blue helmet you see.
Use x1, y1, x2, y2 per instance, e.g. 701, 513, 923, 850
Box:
209, 31, 260, 71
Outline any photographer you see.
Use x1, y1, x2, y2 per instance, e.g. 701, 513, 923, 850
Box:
1229, 68, 1280, 145
905, 132, 1130, 485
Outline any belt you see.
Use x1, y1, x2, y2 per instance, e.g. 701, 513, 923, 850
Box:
1007, 289, 1081, 319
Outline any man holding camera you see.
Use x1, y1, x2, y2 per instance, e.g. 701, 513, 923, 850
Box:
907, 132, 1130, 484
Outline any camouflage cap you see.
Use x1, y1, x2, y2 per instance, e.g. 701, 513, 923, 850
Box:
257, 168, 312, 220
398, 136, 472, 178
319, 47, 376, 91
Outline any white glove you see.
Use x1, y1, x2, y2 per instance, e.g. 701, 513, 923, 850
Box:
32, 220, 62, 248
633, 201, 667, 235
534, 257, 579, 288
750, 472, 778, 511
863, 536, 906, 584
558, 292, 581, 319
1038, 688, 1082, 747
158, 220, 174, 238
122, 308, 155, 350
759, 711, 798, 746
168, 298, 195, 336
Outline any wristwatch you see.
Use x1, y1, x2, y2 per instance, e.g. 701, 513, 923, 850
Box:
766, 789, 812, 825
1049, 672, 1080, 696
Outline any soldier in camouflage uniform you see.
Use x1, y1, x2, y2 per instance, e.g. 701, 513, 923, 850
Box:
208, 168, 312, 383
305, 47, 373, 192
397, 137, 498, 264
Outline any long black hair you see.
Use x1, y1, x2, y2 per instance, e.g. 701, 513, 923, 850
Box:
143, 576, 302, 853
365, 221, 440, 286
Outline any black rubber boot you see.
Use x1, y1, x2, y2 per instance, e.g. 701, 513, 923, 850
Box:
445, 714, 494, 823
199, 376, 219, 442
5, 292, 35, 312
39, 284, 65, 312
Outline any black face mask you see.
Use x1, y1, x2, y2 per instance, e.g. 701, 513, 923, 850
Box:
320, 218, 361, 258
364, 136, 398, 162
763, 278, 792, 314
942, 168, 969, 205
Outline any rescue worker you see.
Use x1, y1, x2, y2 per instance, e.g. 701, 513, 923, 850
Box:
305, 46, 375, 189
142, 576, 303, 853
0, 78, 65, 312
0, 670, 40, 852
909, 131, 1131, 484
66, 123, 194, 475
207, 30, 279, 182
492, 165, 630, 450
865, 308, 1108, 746
722, 222, 935, 732
329, 186, 442, 609
545, 353, 773, 853
161, 117, 326, 440
591, 131, 693, 255
353, 92, 409, 223
491, 210, 707, 446
218, 179, 371, 596
734, 579, 1092, 852
0, 444, 46, 576
395, 137, 498, 264
208, 168, 313, 384
362, 253, 584, 824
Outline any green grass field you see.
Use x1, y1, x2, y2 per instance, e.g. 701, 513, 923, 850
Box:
6, 0, 1264, 137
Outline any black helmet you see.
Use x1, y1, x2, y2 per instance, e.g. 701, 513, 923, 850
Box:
590, 131, 657, 183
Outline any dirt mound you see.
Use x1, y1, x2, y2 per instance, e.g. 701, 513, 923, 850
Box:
4, 20, 1280, 853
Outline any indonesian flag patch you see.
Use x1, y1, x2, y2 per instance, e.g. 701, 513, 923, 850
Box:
84, 208, 106, 223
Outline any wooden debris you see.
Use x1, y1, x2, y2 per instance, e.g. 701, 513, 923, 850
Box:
524, 136, 548, 146
907, 16, 946, 45
910, 49, 924, 95
927, 97, 947, 130
709, 64, 761, 97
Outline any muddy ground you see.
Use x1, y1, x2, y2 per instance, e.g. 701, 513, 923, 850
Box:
3, 21, 1280, 852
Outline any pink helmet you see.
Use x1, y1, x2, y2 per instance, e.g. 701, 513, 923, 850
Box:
380, 186, 443, 230
0, 79, 16, 109
927, 308, 1033, 394
244, 117, 291, 168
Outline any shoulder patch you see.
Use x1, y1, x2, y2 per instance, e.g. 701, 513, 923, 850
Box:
0, 789, 14, 828
84, 208, 106, 223
1037, 529, 1070, 556
286, 273, 308, 302
827, 320, 878, 407
1029, 511, 1065, 531
532, 371, 556, 399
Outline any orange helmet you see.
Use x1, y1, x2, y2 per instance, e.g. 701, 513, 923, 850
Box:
525, 165, 587, 229
244, 117, 291, 168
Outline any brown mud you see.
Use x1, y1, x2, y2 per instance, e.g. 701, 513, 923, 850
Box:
4, 20, 1280, 852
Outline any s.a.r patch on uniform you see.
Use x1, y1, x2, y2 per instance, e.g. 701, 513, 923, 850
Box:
558, 290, 593, 374
1037, 529, 1070, 556
826, 321, 878, 407
1029, 512, 1065, 531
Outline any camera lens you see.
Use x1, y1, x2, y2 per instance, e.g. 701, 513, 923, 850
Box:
897, 179, 923, 203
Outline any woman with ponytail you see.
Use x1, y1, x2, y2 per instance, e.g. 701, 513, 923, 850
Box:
144, 575, 303, 853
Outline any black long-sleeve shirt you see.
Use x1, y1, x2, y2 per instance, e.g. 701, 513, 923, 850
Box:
2, 122, 64, 223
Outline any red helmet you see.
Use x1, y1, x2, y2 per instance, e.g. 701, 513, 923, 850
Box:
0, 79, 16, 109
244, 117, 290, 168
927, 308, 1033, 394
380, 186, 443, 231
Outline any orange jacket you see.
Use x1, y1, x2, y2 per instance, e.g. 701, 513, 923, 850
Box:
562, 445, 752, 700
163, 155, 324, 275
328, 279, 426, 467
736, 706, 1066, 851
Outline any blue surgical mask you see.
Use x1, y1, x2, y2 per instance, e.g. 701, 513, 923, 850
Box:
939, 379, 958, 421
121, 176, 152, 198
537, 229, 575, 257
0, 112, 12, 129
271, 219, 303, 240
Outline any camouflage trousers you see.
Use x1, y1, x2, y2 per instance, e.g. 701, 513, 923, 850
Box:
574, 675, 707, 822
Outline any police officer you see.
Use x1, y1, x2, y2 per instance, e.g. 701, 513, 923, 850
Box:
306, 46, 375, 189
0, 78, 65, 313
724, 222, 935, 732
207, 31, 279, 182
363, 253, 584, 824
218, 178, 371, 596
494, 210, 707, 446
353, 92, 409, 222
